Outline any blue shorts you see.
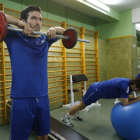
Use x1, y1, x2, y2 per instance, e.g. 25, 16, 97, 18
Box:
10, 96, 50, 140
82, 84, 100, 106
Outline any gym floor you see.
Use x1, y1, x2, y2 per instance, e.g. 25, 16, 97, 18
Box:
51, 99, 124, 140
0, 98, 126, 140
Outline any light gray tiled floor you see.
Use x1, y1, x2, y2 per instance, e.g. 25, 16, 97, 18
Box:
0, 98, 131, 140
51, 99, 124, 140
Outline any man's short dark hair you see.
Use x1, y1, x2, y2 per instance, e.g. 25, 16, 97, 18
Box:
21, 5, 42, 21
130, 77, 140, 89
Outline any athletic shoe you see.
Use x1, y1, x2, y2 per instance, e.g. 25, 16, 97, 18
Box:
73, 112, 83, 121
61, 116, 74, 127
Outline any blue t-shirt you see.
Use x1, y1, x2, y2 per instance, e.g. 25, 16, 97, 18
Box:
4, 26, 58, 98
89, 78, 131, 99
136, 73, 140, 77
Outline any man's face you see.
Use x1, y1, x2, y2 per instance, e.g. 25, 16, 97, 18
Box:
26, 11, 42, 31
130, 84, 140, 92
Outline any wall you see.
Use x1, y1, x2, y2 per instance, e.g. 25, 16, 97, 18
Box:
95, 10, 136, 40
136, 44, 140, 76
98, 39, 107, 81
132, 37, 137, 78
106, 37, 137, 80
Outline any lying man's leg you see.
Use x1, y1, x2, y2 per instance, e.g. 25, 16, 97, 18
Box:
61, 101, 86, 127
36, 135, 48, 140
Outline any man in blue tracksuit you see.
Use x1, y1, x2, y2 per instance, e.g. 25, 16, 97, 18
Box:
61, 77, 140, 127
4, 5, 65, 140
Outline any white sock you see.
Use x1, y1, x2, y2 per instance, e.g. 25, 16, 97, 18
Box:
65, 112, 71, 118
74, 111, 79, 117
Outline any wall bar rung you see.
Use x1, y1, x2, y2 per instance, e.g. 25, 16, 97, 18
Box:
85, 29, 96, 33
84, 33, 95, 37
66, 56, 81, 58
86, 68, 97, 70
67, 81, 83, 84
6, 99, 12, 102
48, 50, 63, 53
86, 72, 97, 74
67, 69, 82, 72
85, 57, 96, 58
67, 85, 84, 90
42, 17, 62, 24
48, 89, 66, 94
49, 94, 65, 99
48, 80, 65, 84
48, 61, 65, 63
5, 67, 11, 69
48, 65, 64, 68
6, 80, 12, 82
70, 48, 82, 50
85, 53, 96, 55
4, 54, 9, 56
75, 94, 83, 98
4, 7, 21, 13
85, 61, 96, 62
48, 70, 65, 73
86, 84, 98, 87
50, 99, 65, 104
51, 46, 63, 48
87, 79, 97, 82
5, 74, 12, 76
48, 55, 64, 58
48, 75, 65, 78
85, 49, 96, 51
66, 61, 82, 62
67, 65, 82, 67
48, 84, 66, 89
6, 86, 11, 89
66, 24, 80, 29
87, 76, 97, 78
67, 73, 84, 77
66, 52, 81, 54
42, 23, 54, 27
5, 60, 11, 62
86, 65, 97, 66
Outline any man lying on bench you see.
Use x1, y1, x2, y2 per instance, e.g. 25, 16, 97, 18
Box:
7, 100, 89, 140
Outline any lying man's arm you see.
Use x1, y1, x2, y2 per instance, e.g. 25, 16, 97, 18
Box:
121, 95, 140, 106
